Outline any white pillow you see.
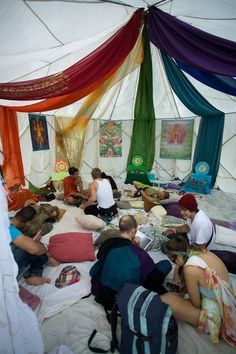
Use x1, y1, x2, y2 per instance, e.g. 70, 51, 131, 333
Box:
129, 200, 144, 209
75, 208, 106, 230
150, 205, 167, 217
215, 225, 236, 248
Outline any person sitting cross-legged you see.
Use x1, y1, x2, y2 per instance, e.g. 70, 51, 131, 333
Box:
63, 167, 88, 206
81, 167, 118, 219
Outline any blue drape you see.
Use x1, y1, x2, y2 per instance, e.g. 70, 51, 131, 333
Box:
161, 52, 225, 186
177, 61, 236, 96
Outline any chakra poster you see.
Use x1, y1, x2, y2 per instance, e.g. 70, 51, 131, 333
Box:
160, 119, 194, 160
99, 121, 122, 157
29, 114, 49, 151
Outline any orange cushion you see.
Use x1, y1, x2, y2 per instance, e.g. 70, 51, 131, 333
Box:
48, 232, 95, 263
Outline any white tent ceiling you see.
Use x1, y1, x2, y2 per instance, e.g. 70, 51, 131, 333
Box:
1, 0, 236, 117
0, 0, 236, 192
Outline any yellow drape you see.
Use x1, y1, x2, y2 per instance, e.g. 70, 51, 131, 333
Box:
56, 29, 144, 169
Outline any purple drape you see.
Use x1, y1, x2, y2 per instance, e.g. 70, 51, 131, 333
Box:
148, 7, 236, 76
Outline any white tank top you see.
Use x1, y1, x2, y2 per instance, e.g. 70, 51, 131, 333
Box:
96, 179, 115, 209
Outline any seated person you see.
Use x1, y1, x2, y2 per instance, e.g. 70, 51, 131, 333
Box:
161, 235, 236, 347
11, 202, 60, 237
9, 224, 59, 286
101, 171, 121, 199
81, 167, 118, 218
7, 184, 38, 211
90, 215, 171, 310
163, 193, 214, 249
63, 167, 88, 206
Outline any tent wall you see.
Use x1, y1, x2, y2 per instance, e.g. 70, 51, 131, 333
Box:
17, 113, 55, 187
16, 112, 236, 193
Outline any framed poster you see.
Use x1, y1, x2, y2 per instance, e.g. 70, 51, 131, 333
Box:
29, 114, 49, 151
160, 119, 194, 160
99, 121, 122, 157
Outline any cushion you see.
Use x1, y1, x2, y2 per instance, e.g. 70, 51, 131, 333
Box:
76, 208, 106, 230
150, 205, 167, 217
164, 203, 182, 218
215, 225, 236, 248
129, 200, 144, 209
94, 229, 121, 247
133, 213, 148, 225
117, 200, 132, 209
48, 232, 95, 262
19, 285, 41, 310
211, 250, 236, 274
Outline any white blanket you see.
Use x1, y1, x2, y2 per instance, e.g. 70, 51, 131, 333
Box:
20, 196, 236, 354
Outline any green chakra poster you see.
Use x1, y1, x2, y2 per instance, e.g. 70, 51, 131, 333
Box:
160, 119, 194, 160
99, 121, 122, 157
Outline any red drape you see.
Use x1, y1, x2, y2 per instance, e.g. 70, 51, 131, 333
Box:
0, 107, 25, 187
6, 59, 124, 113
0, 9, 143, 101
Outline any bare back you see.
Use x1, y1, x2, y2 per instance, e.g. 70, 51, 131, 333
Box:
185, 251, 229, 287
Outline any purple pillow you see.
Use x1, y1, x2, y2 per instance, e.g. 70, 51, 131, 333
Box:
165, 183, 182, 190
211, 218, 236, 231
164, 203, 182, 218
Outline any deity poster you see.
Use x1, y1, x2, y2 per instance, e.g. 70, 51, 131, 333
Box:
29, 114, 49, 151
160, 119, 194, 160
99, 121, 122, 157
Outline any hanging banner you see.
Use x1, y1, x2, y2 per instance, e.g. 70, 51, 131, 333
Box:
99, 121, 122, 157
160, 119, 194, 160
29, 114, 49, 151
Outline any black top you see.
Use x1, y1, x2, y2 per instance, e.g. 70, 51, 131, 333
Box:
101, 172, 118, 190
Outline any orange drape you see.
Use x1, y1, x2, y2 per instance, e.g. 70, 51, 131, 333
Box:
0, 107, 25, 187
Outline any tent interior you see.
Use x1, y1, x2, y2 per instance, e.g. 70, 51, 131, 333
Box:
1, 0, 236, 191
1, 1, 236, 354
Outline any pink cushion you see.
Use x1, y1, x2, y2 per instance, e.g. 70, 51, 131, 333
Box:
48, 232, 95, 263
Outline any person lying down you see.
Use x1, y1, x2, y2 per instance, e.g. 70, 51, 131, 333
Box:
132, 181, 170, 202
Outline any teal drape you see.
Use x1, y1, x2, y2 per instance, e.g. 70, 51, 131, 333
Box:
161, 52, 225, 186
127, 23, 155, 172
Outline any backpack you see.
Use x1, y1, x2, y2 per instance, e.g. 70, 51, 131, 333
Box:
90, 237, 131, 310
88, 282, 178, 354
117, 283, 178, 354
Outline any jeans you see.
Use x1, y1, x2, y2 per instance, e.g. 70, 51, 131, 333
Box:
10, 243, 48, 280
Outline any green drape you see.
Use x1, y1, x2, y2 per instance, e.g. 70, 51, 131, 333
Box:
161, 52, 225, 186
127, 23, 155, 172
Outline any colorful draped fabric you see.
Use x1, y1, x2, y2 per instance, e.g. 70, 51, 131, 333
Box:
56, 29, 144, 168
0, 9, 143, 101
127, 23, 155, 172
177, 61, 236, 96
0, 107, 25, 187
148, 7, 236, 76
160, 52, 224, 186
8, 189, 38, 211
185, 255, 236, 347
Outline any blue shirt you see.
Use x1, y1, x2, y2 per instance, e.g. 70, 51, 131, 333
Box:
9, 224, 22, 241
